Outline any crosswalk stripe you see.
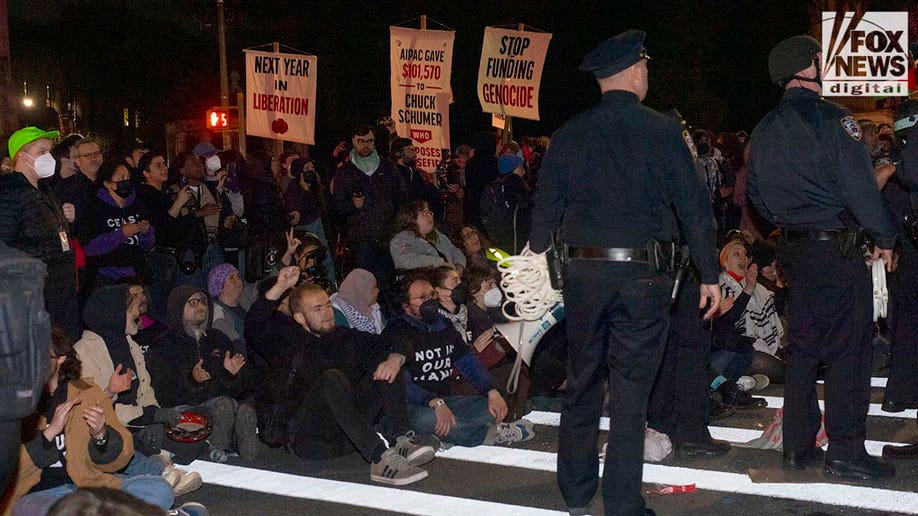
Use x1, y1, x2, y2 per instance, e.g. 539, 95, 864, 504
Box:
758, 396, 916, 418
188, 460, 566, 515
524, 411, 905, 457
818, 377, 888, 388
438, 446, 918, 514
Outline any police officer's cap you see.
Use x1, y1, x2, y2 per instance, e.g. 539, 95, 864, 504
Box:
768, 35, 821, 84
579, 30, 650, 79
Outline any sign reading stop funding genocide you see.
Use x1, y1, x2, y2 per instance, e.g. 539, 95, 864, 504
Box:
245, 49, 318, 144
821, 11, 909, 96
477, 27, 552, 120
390, 26, 454, 172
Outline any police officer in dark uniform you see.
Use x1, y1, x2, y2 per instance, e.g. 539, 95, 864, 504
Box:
879, 100, 918, 460
529, 30, 720, 516
747, 35, 897, 480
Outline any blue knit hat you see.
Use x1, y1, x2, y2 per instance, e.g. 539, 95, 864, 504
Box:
498, 154, 524, 174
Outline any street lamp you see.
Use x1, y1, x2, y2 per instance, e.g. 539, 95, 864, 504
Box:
22, 81, 33, 108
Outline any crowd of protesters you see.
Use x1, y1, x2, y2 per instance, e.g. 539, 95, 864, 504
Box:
0, 108, 911, 514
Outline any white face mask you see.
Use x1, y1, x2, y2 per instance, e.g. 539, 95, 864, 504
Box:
32, 153, 57, 179
483, 287, 503, 308
204, 154, 221, 174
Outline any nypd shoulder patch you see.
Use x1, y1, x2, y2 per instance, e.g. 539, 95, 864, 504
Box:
840, 116, 862, 142
681, 130, 699, 160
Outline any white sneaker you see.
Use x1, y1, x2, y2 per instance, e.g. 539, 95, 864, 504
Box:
736, 375, 756, 392
164, 466, 203, 496
483, 419, 535, 445
392, 433, 436, 467
370, 448, 428, 486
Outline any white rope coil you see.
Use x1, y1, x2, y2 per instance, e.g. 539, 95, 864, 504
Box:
495, 245, 564, 321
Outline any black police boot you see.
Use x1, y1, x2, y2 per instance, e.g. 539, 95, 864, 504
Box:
782, 446, 825, 470
717, 379, 767, 409
881, 399, 918, 413
675, 438, 731, 457
824, 454, 896, 481
882, 443, 918, 460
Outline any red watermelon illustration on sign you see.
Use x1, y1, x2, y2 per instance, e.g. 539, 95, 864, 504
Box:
272, 119, 289, 135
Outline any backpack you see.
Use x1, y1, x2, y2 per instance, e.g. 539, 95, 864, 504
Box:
0, 242, 50, 420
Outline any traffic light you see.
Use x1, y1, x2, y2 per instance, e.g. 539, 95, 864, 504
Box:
206, 107, 237, 131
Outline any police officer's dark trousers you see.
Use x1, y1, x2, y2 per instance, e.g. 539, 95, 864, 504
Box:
558, 260, 672, 515
778, 236, 873, 460
648, 274, 712, 444
884, 237, 918, 410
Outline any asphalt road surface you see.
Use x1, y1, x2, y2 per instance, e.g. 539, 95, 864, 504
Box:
178, 376, 917, 515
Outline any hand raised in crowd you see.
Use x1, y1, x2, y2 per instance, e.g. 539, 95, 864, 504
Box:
137, 220, 151, 234
742, 263, 758, 294
372, 354, 404, 383
267, 266, 301, 301
717, 295, 735, 316
108, 363, 133, 395
196, 203, 220, 218
471, 331, 493, 353
82, 402, 107, 439
430, 399, 457, 437
43, 397, 81, 441
216, 169, 228, 192
121, 223, 142, 237
281, 228, 302, 265
192, 359, 211, 383
699, 283, 721, 320
223, 351, 246, 376
62, 203, 76, 223
487, 389, 508, 423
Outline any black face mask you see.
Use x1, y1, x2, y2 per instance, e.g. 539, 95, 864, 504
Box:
419, 299, 440, 322
449, 284, 469, 306
115, 179, 134, 198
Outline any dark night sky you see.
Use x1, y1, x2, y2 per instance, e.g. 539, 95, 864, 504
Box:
9, 0, 816, 152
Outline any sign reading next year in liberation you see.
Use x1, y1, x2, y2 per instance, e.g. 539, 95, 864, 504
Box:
390, 26, 454, 172
477, 27, 552, 120
245, 49, 318, 144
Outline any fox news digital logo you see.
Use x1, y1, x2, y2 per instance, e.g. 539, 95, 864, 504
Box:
822, 11, 909, 97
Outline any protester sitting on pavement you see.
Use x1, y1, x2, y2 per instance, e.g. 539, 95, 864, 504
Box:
145, 286, 260, 463
243, 275, 303, 446
79, 162, 155, 293
331, 268, 384, 334
710, 238, 772, 408
5, 328, 174, 515
208, 264, 248, 353
74, 286, 202, 497
382, 273, 533, 447
248, 267, 435, 485
122, 281, 167, 355
390, 200, 466, 272
450, 224, 493, 269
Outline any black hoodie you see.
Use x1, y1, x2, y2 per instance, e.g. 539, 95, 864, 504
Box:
84, 285, 140, 404
145, 285, 252, 407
